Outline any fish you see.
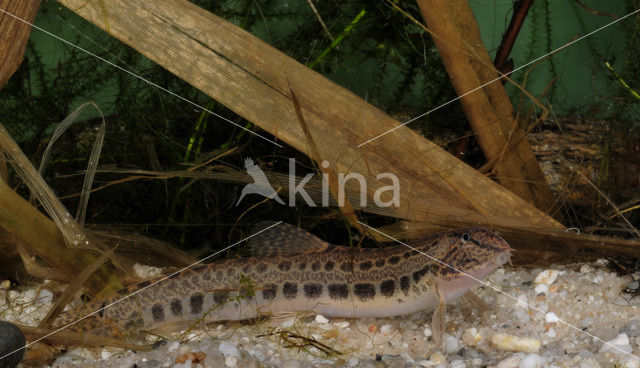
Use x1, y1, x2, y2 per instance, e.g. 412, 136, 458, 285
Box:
52, 222, 511, 345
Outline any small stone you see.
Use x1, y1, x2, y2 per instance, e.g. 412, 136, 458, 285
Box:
368, 324, 377, 333
534, 270, 559, 285
219, 341, 240, 357
496, 354, 521, 368
168, 341, 180, 352
423, 327, 432, 338
0, 321, 25, 368
443, 335, 460, 354
203, 351, 224, 367
315, 314, 329, 324
428, 351, 446, 364
518, 353, 545, 368
224, 355, 238, 367
580, 317, 594, 329
534, 284, 548, 294
460, 346, 483, 361
515, 309, 531, 323
450, 359, 465, 368
490, 333, 541, 353
462, 327, 481, 346
544, 312, 559, 323
619, 358, 640, 368
133, 263, 163, 279
381, 354, 406, 368
0, 280, 11, 290
623, 320, 640, 337
379, 324, 393, 335
35, 289, 53, 304
579, 264, 592, 273
598, 333, 630, 353
334, 321, 350, 328
516, 295, 529, 308
138, 359, 162, 367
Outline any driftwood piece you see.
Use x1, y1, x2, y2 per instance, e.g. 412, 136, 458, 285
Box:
57, 0, 562, 236
416, 0, 556, 213
0, 0, 41, 91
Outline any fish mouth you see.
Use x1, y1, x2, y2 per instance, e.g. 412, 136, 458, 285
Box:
436, 249, 511, 302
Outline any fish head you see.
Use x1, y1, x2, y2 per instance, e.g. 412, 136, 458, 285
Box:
420, 227, 511, 302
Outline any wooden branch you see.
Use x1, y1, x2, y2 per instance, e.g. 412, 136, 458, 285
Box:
416, 0, 556, 213
57, 0, 563, 235
0, 177, 123, 296
0, 0, 41, 91
494, 0, 534, 75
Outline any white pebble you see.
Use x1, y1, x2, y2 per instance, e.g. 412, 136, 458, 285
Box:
168, 341, 180, 352
428, 351, 446, 364
462, 327, 481, 346
580, 264, 592, 273
545, 328, 556, 338
545, 312, 559, 323
380, 324, 393, 335
443, 335, 460, 354
36, 289, 54, 304
219, 341, 240, 357
334, 321, 349, 328
580, 316, 594, 329
497, 354, 521, 368
450, 359, 465, 368
534, 284, 548, 294
315, 314, 329, 324
347, 357, 360, 367
518, 353, 545, 368
224, 355, 238, 367
534, 270, 559, 285
515, 309, 531, 323
516, 294, 529, 308
423, 327, 432, 338
22, 289, 36, 302
133, 263, 163, 279
490, 333, 541, 353
599, 333, 630, 353
620, 358, 640, 368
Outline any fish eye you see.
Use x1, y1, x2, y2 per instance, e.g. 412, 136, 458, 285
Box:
461, 233, 471, 243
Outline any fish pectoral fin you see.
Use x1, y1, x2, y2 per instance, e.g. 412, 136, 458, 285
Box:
431, 296, 446, 349
461, 290, 490, 312
247, 222, 330, 257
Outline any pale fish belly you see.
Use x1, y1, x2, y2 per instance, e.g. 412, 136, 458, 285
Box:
131, 278, 442, 333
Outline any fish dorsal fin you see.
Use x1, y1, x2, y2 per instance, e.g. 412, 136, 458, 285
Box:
247, 221, 330, 257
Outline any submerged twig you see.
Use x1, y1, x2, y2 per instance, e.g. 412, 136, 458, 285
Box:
258, 328, 342, 357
